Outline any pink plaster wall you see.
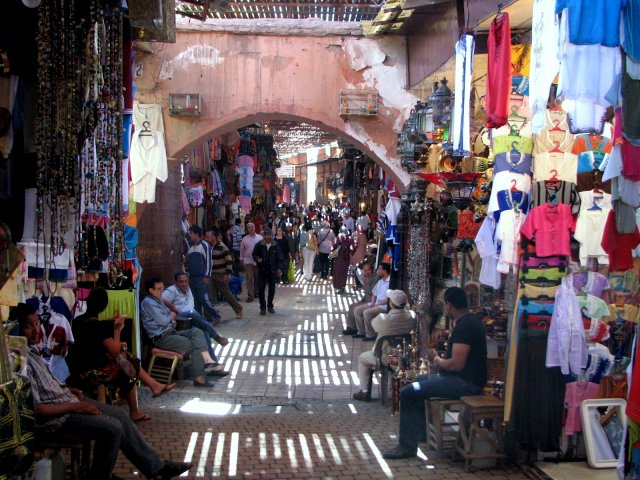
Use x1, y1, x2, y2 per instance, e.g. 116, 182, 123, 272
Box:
134, 31, 416, 189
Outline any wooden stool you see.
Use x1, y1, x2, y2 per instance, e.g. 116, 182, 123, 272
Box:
454, 395, 507, 471
425, 398, 462, 453
147, 348, 191, 384
34, 434, 90, 480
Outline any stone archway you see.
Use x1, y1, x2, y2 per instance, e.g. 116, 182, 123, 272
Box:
134, 27, 419, 189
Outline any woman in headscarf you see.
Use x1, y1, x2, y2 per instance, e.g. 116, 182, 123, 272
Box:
332, 227, 353, 294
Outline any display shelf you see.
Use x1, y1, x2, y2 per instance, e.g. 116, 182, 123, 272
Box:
339, 90, 380, 116
169, 93, 200, 117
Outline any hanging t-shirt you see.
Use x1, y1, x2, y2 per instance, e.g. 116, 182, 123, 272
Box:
601, 209, 640, 271
474, 216, 502, 289
132, 104, 164, 133
492, 189, 530, 222
572, 134, 612, 174
579, 190, 612, 211
623, 0, 640, 62
555, 0, 626, 47
532, 152, 578, 183
557, 13, 622, 134
574, 207, 612, 266
495, 209, 526, 273
492, 134, 534, 155
520, 203, 576, 257
488, 171, 532, 213
493, 151, 532, 175
530, 180, 582, 214
533, 110, 575, 154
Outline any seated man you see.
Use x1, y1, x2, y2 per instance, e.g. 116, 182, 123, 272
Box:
352, 290, 415, 401
19, 310, 192, 480
140, 277, 221, 388
353, 263, 391, 341
342, 262, 378, 336
162, 272, 229, 377
382, 286, 487, 459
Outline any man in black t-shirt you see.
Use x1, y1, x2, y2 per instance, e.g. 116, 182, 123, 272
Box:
383, 287, 487, 460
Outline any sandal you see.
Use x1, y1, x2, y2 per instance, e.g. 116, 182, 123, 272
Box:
131, 412, 152, 423
152, 383, 176, 399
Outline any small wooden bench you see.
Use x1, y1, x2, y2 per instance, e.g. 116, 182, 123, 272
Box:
454, 395, 507, 471
425, 398, 462, 454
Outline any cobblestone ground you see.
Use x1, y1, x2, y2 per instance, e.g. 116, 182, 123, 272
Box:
113, 272, 530, 480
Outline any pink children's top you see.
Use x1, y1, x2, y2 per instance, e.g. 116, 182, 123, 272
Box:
564, 381, 601, 436
520, 203, 576, 257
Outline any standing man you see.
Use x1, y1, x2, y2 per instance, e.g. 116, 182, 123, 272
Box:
382, 287, 487, 459
227, 218, 244, 276
252, 227, 284, 315
317, 222, 336, 279
342, 262, 378, 335
186, 225, 221, 323
162, 272, 230, 372
353, 263, 391, 341
343, 211, 355, 234
205, 230, 244, 319
240, 222, 263, 303
141, 277, 221, 388
356, 210, 371, 235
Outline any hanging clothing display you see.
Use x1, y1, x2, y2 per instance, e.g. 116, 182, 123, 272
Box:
451, 34, 475, 156
530, 0, 561, 133
132, 103, 165, 133
129, 130, 168, 204
485, 12, 512, 128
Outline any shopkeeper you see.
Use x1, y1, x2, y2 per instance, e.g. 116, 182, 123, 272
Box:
382, 287, 487, 460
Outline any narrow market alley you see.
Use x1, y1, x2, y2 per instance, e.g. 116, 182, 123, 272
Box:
118, 274, 528, 480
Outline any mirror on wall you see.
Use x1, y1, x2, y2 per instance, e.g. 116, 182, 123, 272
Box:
580, 398, 626, 469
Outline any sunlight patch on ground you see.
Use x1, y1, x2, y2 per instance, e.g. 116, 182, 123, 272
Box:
180, 398, 235, 416
363, 432, 394, 478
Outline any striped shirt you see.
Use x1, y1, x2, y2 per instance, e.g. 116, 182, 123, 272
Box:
211, 241, 233, 275
27, 347, 79, 433
187, 240, 212, 277
529, 180, 581, 215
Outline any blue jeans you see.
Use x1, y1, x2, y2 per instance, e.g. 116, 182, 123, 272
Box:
189, 276, 221, 319
177, 309, 220, 361
55, 399, 164, 479
398, 374, 482, 454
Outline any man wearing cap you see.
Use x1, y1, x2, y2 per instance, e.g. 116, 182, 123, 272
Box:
353, 263, 392, 341
382, 286, 487, 459
240, 223, 263, 302
252, 227, 284, 315
352, 289, 416, 401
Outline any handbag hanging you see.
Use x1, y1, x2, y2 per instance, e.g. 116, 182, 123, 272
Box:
328, 245, 341, 260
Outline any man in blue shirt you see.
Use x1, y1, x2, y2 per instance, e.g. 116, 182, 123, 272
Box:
140, 277, 220, 388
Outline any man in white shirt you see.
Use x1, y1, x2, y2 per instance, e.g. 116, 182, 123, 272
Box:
353, 263, 392, 340
356, 210, 370, 233
343, 212, 355, 234
239, 223, 263, 302
162, 272, 229, 376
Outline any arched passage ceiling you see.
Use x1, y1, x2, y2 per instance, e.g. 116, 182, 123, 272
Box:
135, 30, 416, 188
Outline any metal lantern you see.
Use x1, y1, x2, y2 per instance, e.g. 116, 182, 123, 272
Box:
430, 78, 452, 141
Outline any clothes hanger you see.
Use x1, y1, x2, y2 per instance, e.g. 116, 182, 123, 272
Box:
549, 141, 563, 153
545, 169, 561, 189
495, 2, 504, 19
139, 120, 153, 137
510, 140, 520, 153
510, 178, 520, 193
549, 119, 565, 132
